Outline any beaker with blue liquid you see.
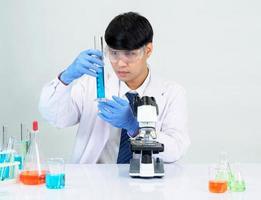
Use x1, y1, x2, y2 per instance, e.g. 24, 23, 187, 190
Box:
46, 158, 65, 189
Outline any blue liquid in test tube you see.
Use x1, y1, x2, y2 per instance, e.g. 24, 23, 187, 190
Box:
95, 36, 105, 99
96, 66, 105, 99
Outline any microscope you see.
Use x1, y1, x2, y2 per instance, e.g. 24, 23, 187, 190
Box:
129, 96, 165, 178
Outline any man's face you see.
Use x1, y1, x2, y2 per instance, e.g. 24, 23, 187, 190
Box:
107, 43, 153, 85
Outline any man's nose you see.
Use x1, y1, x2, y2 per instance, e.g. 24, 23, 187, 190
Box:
117, 57, 128, 66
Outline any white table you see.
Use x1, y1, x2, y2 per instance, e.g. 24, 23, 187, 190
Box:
0, 163, 260, 200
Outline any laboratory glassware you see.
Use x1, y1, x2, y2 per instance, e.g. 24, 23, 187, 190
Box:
0, 137, 15, 181
94, 36, 105, 100
14, 123, 30, 170
1, 126, 8, 151
208, 164, 228, 193
19, 121, 46, 185
228, 163, 246, 192
46, 158, 65, 189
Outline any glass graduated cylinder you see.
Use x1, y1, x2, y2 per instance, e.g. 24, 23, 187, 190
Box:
96, 66, 105, 99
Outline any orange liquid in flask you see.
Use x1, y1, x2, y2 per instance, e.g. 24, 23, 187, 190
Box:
20, 170, 47, 185
209, 180, 227, 193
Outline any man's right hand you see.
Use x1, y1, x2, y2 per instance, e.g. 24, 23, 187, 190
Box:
60, 49, 104, 85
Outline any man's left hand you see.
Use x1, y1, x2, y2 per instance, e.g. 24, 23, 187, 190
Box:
97, 96, 139, 137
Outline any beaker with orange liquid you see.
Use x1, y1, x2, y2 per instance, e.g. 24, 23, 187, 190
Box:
208, 164, 228, 193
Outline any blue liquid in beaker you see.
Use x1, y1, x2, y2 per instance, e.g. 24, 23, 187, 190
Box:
0, 153, 10, 180
46, 173, 65, 189
96, 66, 105, 99
14, 154, 23, 170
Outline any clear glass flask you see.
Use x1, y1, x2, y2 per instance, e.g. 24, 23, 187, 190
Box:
19, 121, 46, 185
228, 163, 246, 192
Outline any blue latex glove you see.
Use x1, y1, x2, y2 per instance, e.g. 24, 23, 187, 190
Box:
60, 49, 104, 85
97, 96, 139, 137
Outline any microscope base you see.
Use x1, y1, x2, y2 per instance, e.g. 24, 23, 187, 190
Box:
129, 157, 164, 178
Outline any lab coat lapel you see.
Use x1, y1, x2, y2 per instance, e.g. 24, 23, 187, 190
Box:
144, 73, 167, 115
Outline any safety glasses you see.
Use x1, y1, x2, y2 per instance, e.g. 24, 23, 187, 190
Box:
105, 46, 145, 64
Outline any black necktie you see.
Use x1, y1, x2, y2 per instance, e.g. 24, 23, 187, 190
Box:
116, 92, 138, 164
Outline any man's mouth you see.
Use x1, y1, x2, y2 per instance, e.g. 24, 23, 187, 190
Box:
117, 71, 129, 77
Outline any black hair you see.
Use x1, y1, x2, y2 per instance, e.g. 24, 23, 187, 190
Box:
105, 12, 153, 50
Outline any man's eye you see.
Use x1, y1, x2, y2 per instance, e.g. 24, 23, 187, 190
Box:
131, 52, 137, 56
111, 51, 117, 55
125, 51, 136, 56
125, 52, 131, 56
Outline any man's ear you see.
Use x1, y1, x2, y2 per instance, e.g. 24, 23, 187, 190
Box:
145, 43, 153, 57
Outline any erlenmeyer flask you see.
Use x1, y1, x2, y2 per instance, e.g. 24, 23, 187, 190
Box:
229, 163, 246, 192
19, 121, 46, 185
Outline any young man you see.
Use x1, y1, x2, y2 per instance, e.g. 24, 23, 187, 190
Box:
39, 12, 190, 164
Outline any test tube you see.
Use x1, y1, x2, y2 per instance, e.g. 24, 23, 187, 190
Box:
0, 126, 8, 164
20, 123, 30, 155
13, 123, 28, 170
0, 136, 15, 180
20, 123, 25, 141
2, 126, 8, 150
94, 36, 105, 99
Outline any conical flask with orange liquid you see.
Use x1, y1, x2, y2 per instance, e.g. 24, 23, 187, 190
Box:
19, 120, 46, 185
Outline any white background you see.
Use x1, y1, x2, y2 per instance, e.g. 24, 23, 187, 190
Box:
0, 0, 260, 163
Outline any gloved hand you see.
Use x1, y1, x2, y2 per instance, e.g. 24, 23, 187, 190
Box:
97, 96, 139, 137
60, 49, 104, 85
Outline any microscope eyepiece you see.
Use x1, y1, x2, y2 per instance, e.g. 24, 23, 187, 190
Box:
134, 96, 159, 116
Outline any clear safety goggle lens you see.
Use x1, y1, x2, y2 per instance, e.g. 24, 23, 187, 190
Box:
105, 46, 145, 63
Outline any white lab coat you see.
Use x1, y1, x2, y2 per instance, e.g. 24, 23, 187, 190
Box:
39, 69, 190, 163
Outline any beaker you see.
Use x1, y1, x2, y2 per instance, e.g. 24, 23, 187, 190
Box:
46, 158, 65, 189
208, 164, 228, 193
